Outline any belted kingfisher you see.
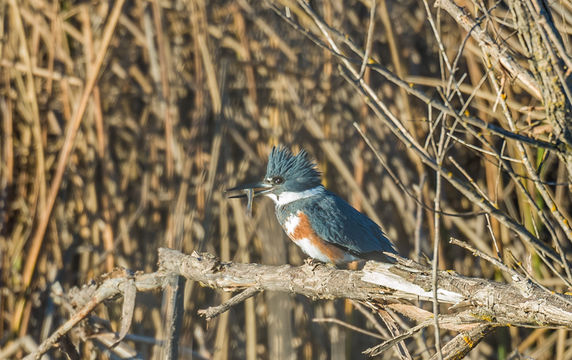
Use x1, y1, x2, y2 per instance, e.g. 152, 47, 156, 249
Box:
228, 146, 396, 265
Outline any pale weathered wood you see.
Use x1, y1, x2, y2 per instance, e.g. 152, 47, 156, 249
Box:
28, 247, 572, 359
159, 248, 572, 328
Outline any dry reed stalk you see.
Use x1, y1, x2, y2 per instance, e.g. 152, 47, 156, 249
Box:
1, 0, 571, 358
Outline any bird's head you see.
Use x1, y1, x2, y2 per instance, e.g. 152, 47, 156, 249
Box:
227, 146, 323, 205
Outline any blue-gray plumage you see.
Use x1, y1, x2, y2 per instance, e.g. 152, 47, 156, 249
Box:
275, 192, 396, 260
228, 146, 397, 264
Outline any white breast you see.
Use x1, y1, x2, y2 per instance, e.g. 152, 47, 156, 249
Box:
284, 213, 300, 236
294, 238, 331, 263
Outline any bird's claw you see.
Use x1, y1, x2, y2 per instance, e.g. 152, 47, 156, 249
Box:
304, 257, 322, 270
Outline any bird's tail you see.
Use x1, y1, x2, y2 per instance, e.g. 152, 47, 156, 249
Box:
361, 262, 464, 304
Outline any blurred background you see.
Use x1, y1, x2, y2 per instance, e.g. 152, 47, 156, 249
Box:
1, 0, 571, 358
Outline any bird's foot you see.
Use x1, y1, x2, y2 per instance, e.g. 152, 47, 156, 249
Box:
304, 257, 323, 270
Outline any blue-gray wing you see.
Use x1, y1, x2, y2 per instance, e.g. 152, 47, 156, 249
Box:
303, 191, 396, 258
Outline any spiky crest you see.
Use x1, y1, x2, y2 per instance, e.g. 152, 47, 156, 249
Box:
265, 146, 322, 191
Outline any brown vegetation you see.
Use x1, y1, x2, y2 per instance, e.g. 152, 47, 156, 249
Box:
1, 0, 571, 359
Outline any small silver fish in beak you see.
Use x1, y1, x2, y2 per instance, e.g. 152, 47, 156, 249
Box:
226, 181, 273, 217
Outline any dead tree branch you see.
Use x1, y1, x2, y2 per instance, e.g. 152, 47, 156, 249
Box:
27, 248, 572, 359
157, 248, 572, 328
24, 270, 168, 360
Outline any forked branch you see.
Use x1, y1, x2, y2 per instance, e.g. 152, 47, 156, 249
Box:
27, 247, 572, 359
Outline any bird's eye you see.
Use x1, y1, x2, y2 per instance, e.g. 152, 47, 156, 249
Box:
272, 176, 284, 185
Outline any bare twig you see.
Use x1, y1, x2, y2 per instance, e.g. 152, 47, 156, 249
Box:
358, 0, 376, 79
435, 0, 542, 98
198, 287, 260, 319
313, 317, 385, 340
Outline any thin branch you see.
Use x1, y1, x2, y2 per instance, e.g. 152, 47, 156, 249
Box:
358, 0, 376, 79
266, 1, 561, 152
25, 272, 167, 359
198, 287, 260, 319
435, 0, 542, 98
313, 317, 385, 340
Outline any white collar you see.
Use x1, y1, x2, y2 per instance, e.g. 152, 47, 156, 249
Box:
264, 186, 324, 206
